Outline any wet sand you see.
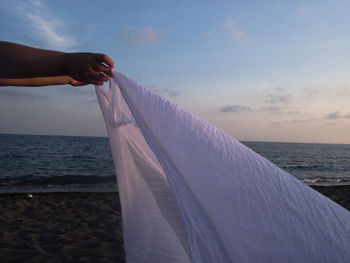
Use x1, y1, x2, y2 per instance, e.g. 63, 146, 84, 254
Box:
0, 185, 349, 262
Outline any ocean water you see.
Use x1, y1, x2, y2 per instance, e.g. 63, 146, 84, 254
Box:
0, 134, 349, 193
0, 134, 115, 193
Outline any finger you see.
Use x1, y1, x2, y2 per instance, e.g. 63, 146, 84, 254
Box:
93, 63, 113, 78
95, 54, 114, 69
89, 79, 104, 86
71, 80, 88, 86
88, 71, 108, 83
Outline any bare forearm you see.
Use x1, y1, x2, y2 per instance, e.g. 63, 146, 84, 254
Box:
0, 76, 85, 87
0, 41, 67, 78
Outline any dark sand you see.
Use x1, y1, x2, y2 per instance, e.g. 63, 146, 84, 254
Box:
0, 185, 349, 263
0, 192, 124, 263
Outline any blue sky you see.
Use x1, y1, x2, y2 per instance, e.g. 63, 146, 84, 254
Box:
1, 0, 350, 143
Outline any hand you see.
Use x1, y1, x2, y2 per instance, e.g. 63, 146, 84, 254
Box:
67, 76, 87, 86
64, 52, 114, 85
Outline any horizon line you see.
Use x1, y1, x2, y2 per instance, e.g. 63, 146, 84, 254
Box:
1, 132, 349, 145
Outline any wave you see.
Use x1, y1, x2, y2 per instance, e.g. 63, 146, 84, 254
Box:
302, 177, 350, 185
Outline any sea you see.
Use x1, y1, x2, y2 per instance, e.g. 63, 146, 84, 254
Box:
0, 134, 349, 193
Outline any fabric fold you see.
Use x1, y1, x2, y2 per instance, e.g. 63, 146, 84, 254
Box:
96, 71, 350, 263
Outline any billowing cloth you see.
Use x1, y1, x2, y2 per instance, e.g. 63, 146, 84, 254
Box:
96, 72, 350, 263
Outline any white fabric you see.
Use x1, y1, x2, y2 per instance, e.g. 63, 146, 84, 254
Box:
96, 71, 350, 263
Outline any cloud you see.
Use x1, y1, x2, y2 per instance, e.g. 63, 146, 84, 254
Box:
262, 106, 281, 114
302, 82, 350, 99
302, 85, 322, 98
205, 14, 248, 44
259, 81, 293, 104
0, 88, 48, 100
18, 0, 75, 50
115, 26, 159, 45
324, 111, 350, 120
288, 118, 319, 124
220, 105, 251, 113
266, 94, 293, 104
298, 6, 312, 14
325, 111, 341, 119
267, 118, 320, 126
148, 85, 180, 97
224, 14, 248, 43
344, 113, 350, 119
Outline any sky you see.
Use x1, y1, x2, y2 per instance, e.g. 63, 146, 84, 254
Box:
1, 0, 350, 144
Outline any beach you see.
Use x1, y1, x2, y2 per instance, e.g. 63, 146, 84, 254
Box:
0, 185, 349, 263
0, 192, 124, 263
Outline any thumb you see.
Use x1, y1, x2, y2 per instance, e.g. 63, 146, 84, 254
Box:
70, 78, 88, 86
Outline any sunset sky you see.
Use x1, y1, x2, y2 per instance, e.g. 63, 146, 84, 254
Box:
1, 0, 350, 143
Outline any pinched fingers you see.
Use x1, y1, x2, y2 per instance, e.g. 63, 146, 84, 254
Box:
64, 52, 114, 85
87, 70, 107, 85
95, 54, 114, 69
93, 63, 113, 78
88, 78, 104, 86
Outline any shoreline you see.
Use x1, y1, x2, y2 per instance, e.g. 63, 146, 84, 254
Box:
1, 182, 349, 194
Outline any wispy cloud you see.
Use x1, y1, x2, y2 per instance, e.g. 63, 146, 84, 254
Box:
288, 118, 319, 124
115, 26, 159, 45
259, 81, 293, 104
16, 0, 76, 50
302, 85, 322, 98
324, 111, 350, 120
0, 88, 48, 100
204, 14, 248, 44
301, 82, 350, 99
148, 85, 180, 97
326, 111, 341, 119
266, 94, 293, 104
220, 105, 250, 113
224, 14, 248, 43
269, 118, 321, 126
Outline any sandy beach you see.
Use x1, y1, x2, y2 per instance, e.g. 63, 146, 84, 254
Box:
0, 192, 124, 263
0, 185, 349, 263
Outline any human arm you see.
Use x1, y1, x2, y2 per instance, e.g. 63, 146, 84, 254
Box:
0, 41, 114, 86
0, 76, 86, 87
